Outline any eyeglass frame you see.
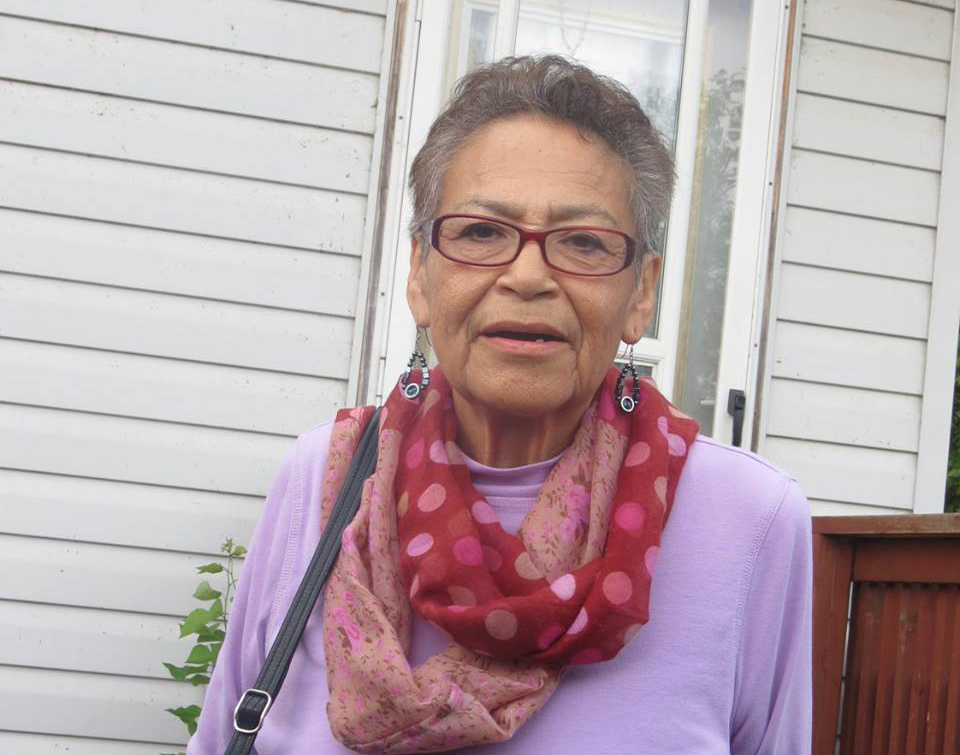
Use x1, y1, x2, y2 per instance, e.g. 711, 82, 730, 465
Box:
429, 213, 640, 277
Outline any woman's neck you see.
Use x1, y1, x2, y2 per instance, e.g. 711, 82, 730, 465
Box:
451, 390, 589, 467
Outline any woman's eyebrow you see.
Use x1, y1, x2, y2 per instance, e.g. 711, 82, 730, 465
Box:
453, 196, 622, 227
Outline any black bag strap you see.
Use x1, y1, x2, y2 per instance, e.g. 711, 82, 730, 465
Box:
223, 407, 382, 755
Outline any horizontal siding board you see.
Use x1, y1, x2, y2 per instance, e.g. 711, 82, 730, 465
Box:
0, 665, 196, 744
763, 437, 916, 509
766, 378, 922, 452
788, 149, 941, 226
809, 500, 909, 517
0, 340, 344, 436
792, 93, 944, 171
0, 209, 361, 317
0, 533, 253, 617
797, 37, 949, 115
0, 469, 261, 554
0, 15, 379, 132
0, 275, 354, 379
802, 0, 953, 61
781, 206, 936, 282
0, 0, 385, 73
0, 732, 168, 755
771, 321, 926, 395
0, 600, 186, 680
0, 80, 373, 194
299, 0, 388, 13
0, 144, 367, 255
776, 263, 931, 339
0, 404, 290, 495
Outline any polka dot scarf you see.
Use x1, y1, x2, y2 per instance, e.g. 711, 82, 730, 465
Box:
321, 366, 699, 753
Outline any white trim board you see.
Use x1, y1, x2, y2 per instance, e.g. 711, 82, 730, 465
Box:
914, 10, 960, 513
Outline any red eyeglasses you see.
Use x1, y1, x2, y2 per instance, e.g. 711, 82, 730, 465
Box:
430, 214, 638, 277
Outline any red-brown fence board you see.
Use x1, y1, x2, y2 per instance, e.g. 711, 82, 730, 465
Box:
813, 514, 960, 755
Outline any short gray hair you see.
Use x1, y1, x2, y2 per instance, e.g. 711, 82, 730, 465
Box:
407, 54, 675, 265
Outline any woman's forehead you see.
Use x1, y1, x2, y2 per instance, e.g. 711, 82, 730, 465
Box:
440, 116, 634, 230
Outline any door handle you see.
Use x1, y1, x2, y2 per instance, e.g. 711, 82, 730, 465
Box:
726, 389, 746, 447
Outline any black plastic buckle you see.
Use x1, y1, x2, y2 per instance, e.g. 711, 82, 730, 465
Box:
233, 688, 273, 734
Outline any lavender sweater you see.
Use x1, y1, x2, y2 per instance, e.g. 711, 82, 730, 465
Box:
188, 420, 812, 754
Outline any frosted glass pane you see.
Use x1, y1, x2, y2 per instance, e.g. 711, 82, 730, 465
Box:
515, 0, 687, 139
673, 0, 753, 438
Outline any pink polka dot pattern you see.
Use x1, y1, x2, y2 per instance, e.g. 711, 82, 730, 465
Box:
406, 532, 433, 558
405, 439, 424, 469
448, 585, 478, 607
645, 545, 660, 577
614, 502, 646, 531
657, 415, 688, 456
396, 492, 409, 517
408, 575, 420, 598
417, 483, 446, 513
485, 609, 518, 641
623, 623, 643, 645
566, 607, 588, 635
429, 440, 448, 464
549, 573, 576, 601
470, 500, 498, 525
514, 552, 542, 580
624, 441, 651, 466
602, 571, 633, 605
482, 545, 503, 571
452, 536, 483, 567
654, 476, 667, 506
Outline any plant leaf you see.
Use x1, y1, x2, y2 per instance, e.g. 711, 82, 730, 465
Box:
206, 598, 224, 621
193, 580, 222, 601
186, 644, 213, 665
188, 673, 211, 686
163, 662, 207, 680
197, 562, 224, 574
179, 607, 212, 637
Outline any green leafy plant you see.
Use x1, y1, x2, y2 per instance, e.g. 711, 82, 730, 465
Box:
946, 330, 960, 514
162, 538, 246, 754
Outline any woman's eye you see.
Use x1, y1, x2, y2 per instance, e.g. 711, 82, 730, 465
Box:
463, 223, 503, 240
566, 233, 606, 252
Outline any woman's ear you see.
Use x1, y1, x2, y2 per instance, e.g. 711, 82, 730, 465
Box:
621, 252, 662, 343
407, 235, 431, 327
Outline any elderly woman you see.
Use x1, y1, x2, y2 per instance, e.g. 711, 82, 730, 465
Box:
189, 56, 812, 754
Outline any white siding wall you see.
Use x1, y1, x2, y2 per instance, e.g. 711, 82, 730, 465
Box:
0, 1, 388, 750
760, 0, 957, 516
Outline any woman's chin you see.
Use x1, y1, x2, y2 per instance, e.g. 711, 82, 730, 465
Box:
461, 371, 581, 419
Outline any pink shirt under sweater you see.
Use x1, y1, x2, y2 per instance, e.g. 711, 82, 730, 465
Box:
188, 419, 812, 754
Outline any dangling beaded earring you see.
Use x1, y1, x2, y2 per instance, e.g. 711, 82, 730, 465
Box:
400, 327, 431, 400
614, 343, 640, 413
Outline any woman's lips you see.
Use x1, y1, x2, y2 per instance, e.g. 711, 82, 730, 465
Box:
480, 333, 568, 355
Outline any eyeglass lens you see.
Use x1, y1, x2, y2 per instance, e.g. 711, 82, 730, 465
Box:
436, 216, 629, 275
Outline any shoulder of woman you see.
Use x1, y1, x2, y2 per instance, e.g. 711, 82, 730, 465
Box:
677, 435, 811, 536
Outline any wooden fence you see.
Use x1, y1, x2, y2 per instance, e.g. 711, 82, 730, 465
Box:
813, 514, 960, 755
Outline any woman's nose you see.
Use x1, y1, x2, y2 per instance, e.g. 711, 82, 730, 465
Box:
498, 238, 558, 297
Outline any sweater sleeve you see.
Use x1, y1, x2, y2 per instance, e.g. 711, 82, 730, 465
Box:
186, 437, 302, 755
730, 478, 814, 755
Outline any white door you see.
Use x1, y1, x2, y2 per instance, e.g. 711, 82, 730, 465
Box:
378, 0, 789, 448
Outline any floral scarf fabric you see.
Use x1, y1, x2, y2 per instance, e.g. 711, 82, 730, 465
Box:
320, 366, 699, 752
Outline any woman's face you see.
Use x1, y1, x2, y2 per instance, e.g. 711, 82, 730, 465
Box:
407, 114, 661, 420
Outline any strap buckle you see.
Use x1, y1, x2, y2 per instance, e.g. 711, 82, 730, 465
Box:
233, 688, 273, 734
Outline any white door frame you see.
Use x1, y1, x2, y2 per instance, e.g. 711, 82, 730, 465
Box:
710, 0, 794, 447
